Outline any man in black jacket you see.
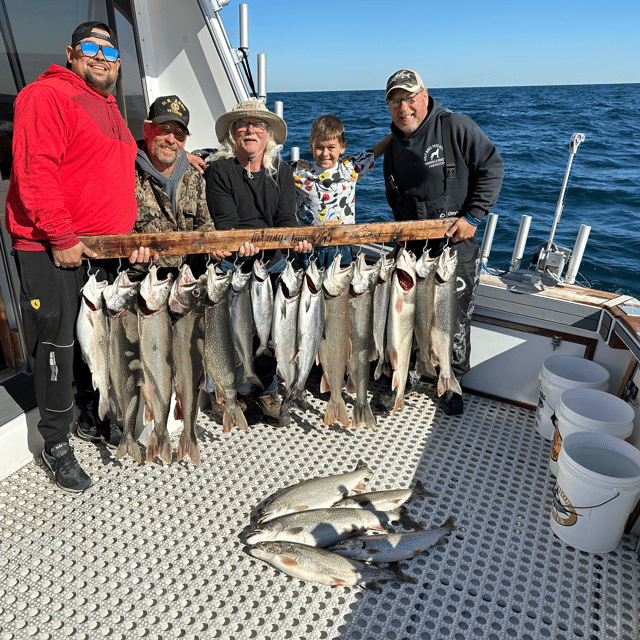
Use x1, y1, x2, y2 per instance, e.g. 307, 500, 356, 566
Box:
383, 69, 504, 415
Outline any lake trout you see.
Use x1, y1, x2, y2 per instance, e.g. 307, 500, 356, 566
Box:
76, 273, 110, 421
251, 258, 274, 358
246, 507, 404, 547
329, 516, 456, 563
317, 254, 354, 427
283, 260, 325, 413
104, 270, 141, 463
385, 248, 417, 414
432, 247, 462, 397
204, 265, 247, 432
169, 265, 206, 465
334, 480, 436, 511
249, 541, 414, 589
257, 459, 373, 523
346, 253, 380, 430
372, 254, 396, 380
138, 266, 174, 463
414, 250, 438, 379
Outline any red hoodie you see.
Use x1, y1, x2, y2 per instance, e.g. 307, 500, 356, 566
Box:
5, 65, 137, 251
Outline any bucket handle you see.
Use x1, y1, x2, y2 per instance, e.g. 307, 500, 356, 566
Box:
553, 486, 620, 516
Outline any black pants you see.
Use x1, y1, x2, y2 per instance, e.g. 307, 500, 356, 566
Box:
14, 251, 120, 447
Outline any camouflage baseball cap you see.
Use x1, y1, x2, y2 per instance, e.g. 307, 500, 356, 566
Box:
385, 69, 424, 101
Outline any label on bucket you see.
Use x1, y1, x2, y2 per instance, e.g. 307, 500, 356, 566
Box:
550, 428, 563, 462
551, 482, 578, 527
535, 389, 546, 427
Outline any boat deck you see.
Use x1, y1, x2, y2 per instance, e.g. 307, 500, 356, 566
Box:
1, 379, 639, 640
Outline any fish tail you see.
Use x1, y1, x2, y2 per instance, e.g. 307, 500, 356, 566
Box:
387, 561, 416, 584
146, 428, 173, 464
115, 434, 142, 464
235, 405, 249, 431
392, 391, 404, 415
244, 372, 265, 390
352, 402, 378, 431
177, 430, 201, 466
324, 396, 350, 427
413, 479, 437, 500
437, 373, 462, 397
98, 395, 110, 421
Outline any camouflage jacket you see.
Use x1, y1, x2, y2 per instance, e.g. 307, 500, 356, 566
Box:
133, 159, 215, 269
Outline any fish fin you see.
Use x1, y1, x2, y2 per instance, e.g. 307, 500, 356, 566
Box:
413, 480, 437, 500
346, 374, 356, 394
352, 403, 378, 431
373, 358, 384, 380
320, 374, 331, 394
146, 429, 173, 464
98, 395, 110, 421
436, 535, 449, 547
324, 397, 350, 428
387, 561, 416, 584
329, 577, 348, 586
394, 295, 403, 313
392, 392, 404, 415
416, 357, 437, 378
362, 580, 381, 592
235, 405, 249, 431
437, 374, 462, 397
115, 435, 142, 464
442, 515, 457, 532
280, 556, 298, 567
173, 390, 184, 422
356, 460, 372, 474
177, 430, 201, 466
285, 527, 304, 535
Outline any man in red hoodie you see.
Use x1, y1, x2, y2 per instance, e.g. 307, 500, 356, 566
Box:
5, 22, 148, 492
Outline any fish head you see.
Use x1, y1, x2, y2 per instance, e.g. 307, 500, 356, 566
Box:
230, 266, 252, 292
436, 247, 458, 283
252, 257, 269, 281
394, 248, 417, 291
244, 522, 281, 545
248, 541, 298, 563
303, 260, 325, 294
323, 256, 354, 298
277, 261, 304, 298
415, 249, 438, 278
80, 272, 108, 310
139, 265, 173, 313
350, 253, 381, 296
205, 265, 231, 305
377, 255, 396, 283
257, 503, 288, 523
169, 264, 205, 316
329, 538, 364, 557
104, 270, 140, 314
247, 541, 276, 561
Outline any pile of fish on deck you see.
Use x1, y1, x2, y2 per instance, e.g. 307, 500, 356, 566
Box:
245, 460, 456, 590
76, 245, 459, 466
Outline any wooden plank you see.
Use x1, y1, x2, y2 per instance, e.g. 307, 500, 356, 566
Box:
79, 220, 453, 260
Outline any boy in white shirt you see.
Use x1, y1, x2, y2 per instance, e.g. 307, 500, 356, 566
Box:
292, 114, 391, 266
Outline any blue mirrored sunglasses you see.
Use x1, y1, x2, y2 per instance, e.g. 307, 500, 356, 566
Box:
79, 41, 120, 62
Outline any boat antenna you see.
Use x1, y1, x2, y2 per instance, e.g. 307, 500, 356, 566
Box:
237, 3, 258, 98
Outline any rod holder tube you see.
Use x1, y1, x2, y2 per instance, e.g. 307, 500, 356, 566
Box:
480, 213, 499, 265
239, 3, 249, 50
290, 146, 300, 162
510, 215, 532, 271
274, 101, 283, 119
257, 53, 266, 100
564, 224, 591, 284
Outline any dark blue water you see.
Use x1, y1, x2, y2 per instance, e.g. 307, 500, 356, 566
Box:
269, 84, 640, 298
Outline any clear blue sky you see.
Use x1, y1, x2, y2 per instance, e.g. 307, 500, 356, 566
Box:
223, 0, 639, 92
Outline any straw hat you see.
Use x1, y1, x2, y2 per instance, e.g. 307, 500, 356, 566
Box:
215, 100, 287, 145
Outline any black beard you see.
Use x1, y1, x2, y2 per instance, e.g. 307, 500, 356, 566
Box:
81, 68, 117, 96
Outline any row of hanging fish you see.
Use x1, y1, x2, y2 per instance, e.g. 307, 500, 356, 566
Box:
76, 244, 460, 463
245, 461, 456, 590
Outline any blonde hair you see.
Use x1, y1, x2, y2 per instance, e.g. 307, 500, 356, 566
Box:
212, 123, 280, 180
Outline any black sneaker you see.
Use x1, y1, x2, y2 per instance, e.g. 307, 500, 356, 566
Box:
441, 390, 464, 416
76, 418, 123, 451
42, 442, 92, 492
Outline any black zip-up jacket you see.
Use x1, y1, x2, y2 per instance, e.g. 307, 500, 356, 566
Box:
383, 96, 503, 228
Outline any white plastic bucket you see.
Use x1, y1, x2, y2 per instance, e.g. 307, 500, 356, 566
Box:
550, 431, 640, 553
549, 388, 634, 476
535, 355, 609, 440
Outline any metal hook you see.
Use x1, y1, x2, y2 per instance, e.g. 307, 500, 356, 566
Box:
205, 252, 211, 269
86, 258, 92, 273
116, 257, 123, 274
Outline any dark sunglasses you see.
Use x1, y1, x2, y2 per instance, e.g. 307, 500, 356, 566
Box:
79, 41, 120, 62
156, 123, 188, 142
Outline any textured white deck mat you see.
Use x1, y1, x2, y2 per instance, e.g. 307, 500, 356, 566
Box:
1, 380, 639, 640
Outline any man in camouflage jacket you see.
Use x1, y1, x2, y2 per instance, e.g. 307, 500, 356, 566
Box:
133, 94, 215, 274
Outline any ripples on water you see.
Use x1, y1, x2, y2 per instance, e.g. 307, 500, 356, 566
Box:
270, 84, 640, 298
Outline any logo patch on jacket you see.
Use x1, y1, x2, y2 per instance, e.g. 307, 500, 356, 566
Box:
31, 299, 40, 310
424, 144, 445, 169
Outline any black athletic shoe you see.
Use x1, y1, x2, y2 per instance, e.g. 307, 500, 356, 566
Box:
76, 418, 123, 451
42, 442, 92, 492
441, 391, 464, 416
